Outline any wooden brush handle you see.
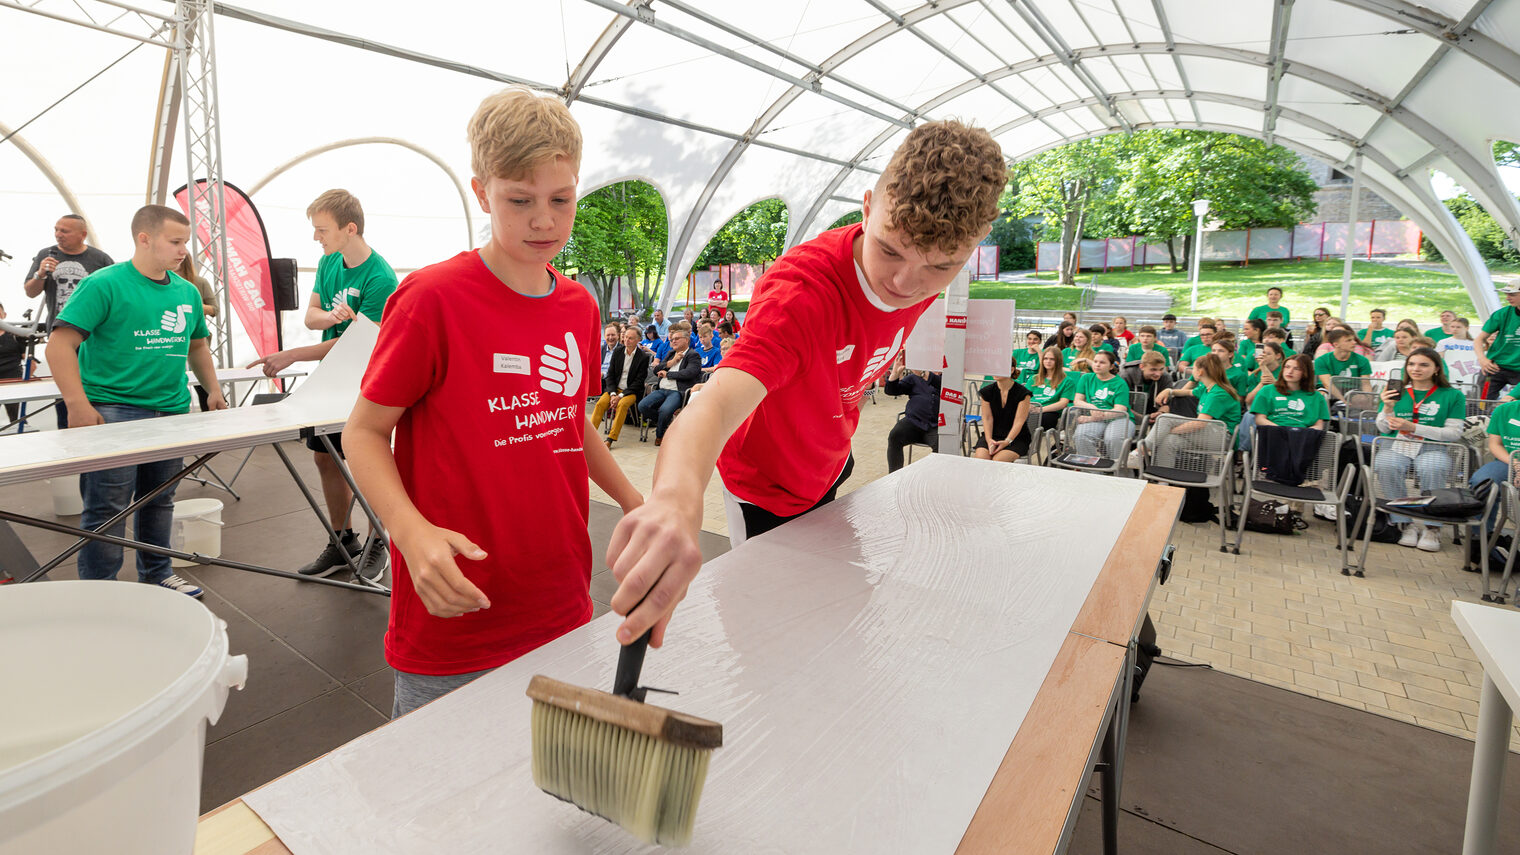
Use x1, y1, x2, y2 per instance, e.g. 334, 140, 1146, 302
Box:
528, 675, 723, 748
612, 628, 652, 699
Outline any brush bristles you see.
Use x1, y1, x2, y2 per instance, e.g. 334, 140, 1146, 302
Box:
531, 699, 713, 846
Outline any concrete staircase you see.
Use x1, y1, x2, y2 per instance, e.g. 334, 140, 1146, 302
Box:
1087, 285, 1173, 317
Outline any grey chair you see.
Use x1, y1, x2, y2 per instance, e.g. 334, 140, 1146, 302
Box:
1051, 404, 1139, 476
1353, 436, 1492, 578
1232, 426, 1353, 571
1139, 414, 1236, 552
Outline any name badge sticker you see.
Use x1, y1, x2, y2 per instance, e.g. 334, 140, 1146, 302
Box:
494, 354, 530, 375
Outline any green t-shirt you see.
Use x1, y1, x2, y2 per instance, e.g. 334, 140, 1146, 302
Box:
1225, 366, 1252, 396
1197, 382, 1243, 434
313, 250, 399, 342
1232, 346, 1258, 372
55, 262, 209, 414
1080, 372, 1135, 422
1363, 326, 1394, 348
1248, 304, 1290, 326
1184, 334, 1204, 350
1381, 385, 1467, 438
1425, 327, 1450, 344
1180, 343, 1211, 364
1126, 342, 1172, 365
1249, 387, 1329, 428
1482, 306, 1520, 371
1013, 348, 1040, 383
1314, 351, 1373, 380
1247, 364, 1280, 390
1485, 400, 1520, 454
1029, 375, 1079, 408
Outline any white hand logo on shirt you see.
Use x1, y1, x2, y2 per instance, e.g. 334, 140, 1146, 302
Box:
160, 304, 192, 334
860, 328, 904, 382
539, 331, 583, 397
334, 287, 362, 309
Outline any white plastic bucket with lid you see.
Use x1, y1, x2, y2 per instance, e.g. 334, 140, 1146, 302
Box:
171, 498, 224, 568
48, 476, 82, 517
0, 580, 248, 855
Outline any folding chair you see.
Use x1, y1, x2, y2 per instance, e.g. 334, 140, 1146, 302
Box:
1231, 427, 1354, 571
1481, 478, 1520, 603
1139, 414, 1236, 552
1049, 405, 1138, 476
1353, 436, 1492, 578
1022, 404, 1045, 465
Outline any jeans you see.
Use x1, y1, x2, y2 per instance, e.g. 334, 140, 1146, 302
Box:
1471, 459, 1511, 531
1374, 447, 1452, 524
1074, 414, 1133, 457
77, 403, 184, 583
638, 388, 683, 438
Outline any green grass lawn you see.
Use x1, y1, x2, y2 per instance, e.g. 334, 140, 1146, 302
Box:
1026, 259, 1471, 322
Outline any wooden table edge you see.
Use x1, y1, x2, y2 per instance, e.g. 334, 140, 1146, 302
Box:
1070, 482, 1184, 647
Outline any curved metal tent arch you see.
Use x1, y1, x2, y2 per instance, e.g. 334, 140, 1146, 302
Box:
247, 137, 476, 248
0, 121, 93, 234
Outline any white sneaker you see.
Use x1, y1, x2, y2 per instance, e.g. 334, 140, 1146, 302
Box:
157, 574, 204, 598
1417, 526, 1442, 553
1313, 503, 1338, 521
1398, 524, 1420, 548
1126, 449, 1143, 470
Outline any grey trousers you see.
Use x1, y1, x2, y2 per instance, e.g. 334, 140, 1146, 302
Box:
392, 666, 495, 718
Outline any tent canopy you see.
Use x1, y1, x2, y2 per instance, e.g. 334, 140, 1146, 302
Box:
3, 0, 1517, 338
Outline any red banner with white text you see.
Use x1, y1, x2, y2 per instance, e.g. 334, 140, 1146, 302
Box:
174, 180, 279, 359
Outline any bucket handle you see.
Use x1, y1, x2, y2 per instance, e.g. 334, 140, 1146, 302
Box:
220, 654, 249, 692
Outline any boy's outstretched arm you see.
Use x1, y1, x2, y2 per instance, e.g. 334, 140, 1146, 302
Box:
606, 366, 767, 648
344, 396, 490, 618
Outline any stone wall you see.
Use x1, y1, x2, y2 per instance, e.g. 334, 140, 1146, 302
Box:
1297, 154, 1406, 224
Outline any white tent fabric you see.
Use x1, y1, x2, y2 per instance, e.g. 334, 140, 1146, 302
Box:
4, 0, 1519, 360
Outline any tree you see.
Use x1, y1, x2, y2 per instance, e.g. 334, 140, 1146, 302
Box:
1421, 193, 1520, 265
693, 199, 789, 269
555, 181, 667, 317
827, 210, 862, 229
985, 212, 1036, 270
1008, 137, 1123, 284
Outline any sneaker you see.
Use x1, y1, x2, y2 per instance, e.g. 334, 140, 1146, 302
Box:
158, 574, 203, 598
1126, 449, 1143, 470
356, 535, 390, 583
1313, 503, 1338, 521
1398, 524, 1420, 548
298, 533, 361, 578
1417, 526, 1442, 553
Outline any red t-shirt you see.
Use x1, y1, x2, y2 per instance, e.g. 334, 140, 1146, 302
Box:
360, 251, 601, 675
717, 224, 934, 515
1116, 330, 1136, 344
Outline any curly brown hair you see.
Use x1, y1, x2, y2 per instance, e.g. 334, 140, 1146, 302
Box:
877, 120, 1005, 255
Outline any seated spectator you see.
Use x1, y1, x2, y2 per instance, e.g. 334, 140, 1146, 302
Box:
883, 353, 941, 472
599, 322, 620, 381
1184, 317, 1217, 350
1112, 315, 1135, 345
681, 307, 697, 328
716, 321, 736, 353
1063, 327, 1097, 368
1263, 326, 1294, 355
1214, 329, 1258, 373
637, 329, 703, 446
1361, 308, 1394, 350
1301, 306, 1332, 356
1178, 323, 1217, 369
973, 357, 1033, 463
694, 322, 723, 368
1072, 350, 1134, 457
1165, 352, 1244, 441
1123, 351, 1171, 428
1315, 328, 1373, 404
1471, 396, 1520, 530
1015, 330, 1043, 382
1156, 313, 1187, 350
1249, 353, 1328, 430
592, 326, 652, 447
721, 308, 742, 335
1029, 346, 1079, 431
1126, 325, 1172, 366
1426, 310, 1458, 344
1245, 342, 1286, 406
1062, 311, 1078, 326
1264, 310, 1293, 347
642, 324, 662, 353
1045, 321, 1075, 350
1372, 347, 1467, 552
1436, 319, 1476, 387
1090, 323, 1120, 354
1242, 318, 1266, 352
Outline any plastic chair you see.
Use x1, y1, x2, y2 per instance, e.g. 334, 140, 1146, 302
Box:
1231, 426, 1354, 571
1352, 436, 1492, 578
1049, 405, 1137, 476
1139, 414, 1236, 552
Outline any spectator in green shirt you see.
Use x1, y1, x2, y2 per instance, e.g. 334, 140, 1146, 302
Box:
1014, 330, 1042, 382
1247, 287, 1290, 328
1426, 310, 1457, 344
1476, 284, 1520, 399
1249, 354, 1329, 429
1472, 397, 1520, 530
1372, 347, 1467, 552
45, 205, 228, 598
1179, 323, 1217, 369
1029, 346, 1079, 431
1071, 349, 1132, 456
1125, 325, 1172, 366
1315, 328, 1373, 403
1262, 326, 1294, 356
1359, 308, 1393, 349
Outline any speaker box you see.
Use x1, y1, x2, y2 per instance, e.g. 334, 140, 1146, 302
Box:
271, 258, 299, 311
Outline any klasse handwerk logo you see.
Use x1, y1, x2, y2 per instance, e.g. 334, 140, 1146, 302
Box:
160, 304, 193, 335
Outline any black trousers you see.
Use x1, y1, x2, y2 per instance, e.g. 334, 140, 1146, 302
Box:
887, 418, 936, 472
1481, 367, 1520, 400
736, 455, 855, 543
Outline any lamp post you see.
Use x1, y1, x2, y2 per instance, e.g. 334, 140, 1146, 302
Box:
1189, 199, 1211, 312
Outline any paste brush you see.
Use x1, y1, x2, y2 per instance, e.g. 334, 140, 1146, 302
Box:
527, 628, 722, 846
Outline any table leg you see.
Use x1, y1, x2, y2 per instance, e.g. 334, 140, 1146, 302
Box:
1101, 701, 1120, 855
1464, 673, 1513, 855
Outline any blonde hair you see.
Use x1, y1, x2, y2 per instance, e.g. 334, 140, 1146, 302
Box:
306, 189, 364, 236
876, 120, 1004, 255
1034, 346, 1067, 388
468, 86, 583, 181
1195, 353, 1242, 401
1139, 351, 1168, 368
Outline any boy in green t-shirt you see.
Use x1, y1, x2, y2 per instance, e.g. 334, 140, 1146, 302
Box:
1125, 325, 1172, 366
1359, 308, 1393, 349
1472, 398, 1520, 529
250, 190, 399, 581
1477, 285, 1520, 399
1314, 328, 1372, 403
1178, 324, 1216, 369
46, 205, 227, 597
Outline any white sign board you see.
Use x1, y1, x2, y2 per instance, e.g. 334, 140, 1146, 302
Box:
904, 299, 1017, 377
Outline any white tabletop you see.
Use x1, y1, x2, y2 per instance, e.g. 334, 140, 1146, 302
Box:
243, 457, 1150, 855
0, 366, 308, 406
1452, 601, 1520, 713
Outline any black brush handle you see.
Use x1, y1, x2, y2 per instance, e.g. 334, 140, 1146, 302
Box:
612, 628, 652, 700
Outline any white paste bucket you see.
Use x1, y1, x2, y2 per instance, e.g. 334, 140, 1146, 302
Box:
0, 580, 247, 855
171, 498, 224, 568
48, 476, 82, 517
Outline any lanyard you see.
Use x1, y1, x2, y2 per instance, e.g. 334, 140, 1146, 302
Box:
1405, 386, 1437, 425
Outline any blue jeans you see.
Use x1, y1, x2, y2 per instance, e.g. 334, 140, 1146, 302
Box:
1471, 459, 1511, 531
639, 388, 683, 438
78, 403, 184, 583
1374, 447, 1452, 525
1074, 414, 1133, 457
